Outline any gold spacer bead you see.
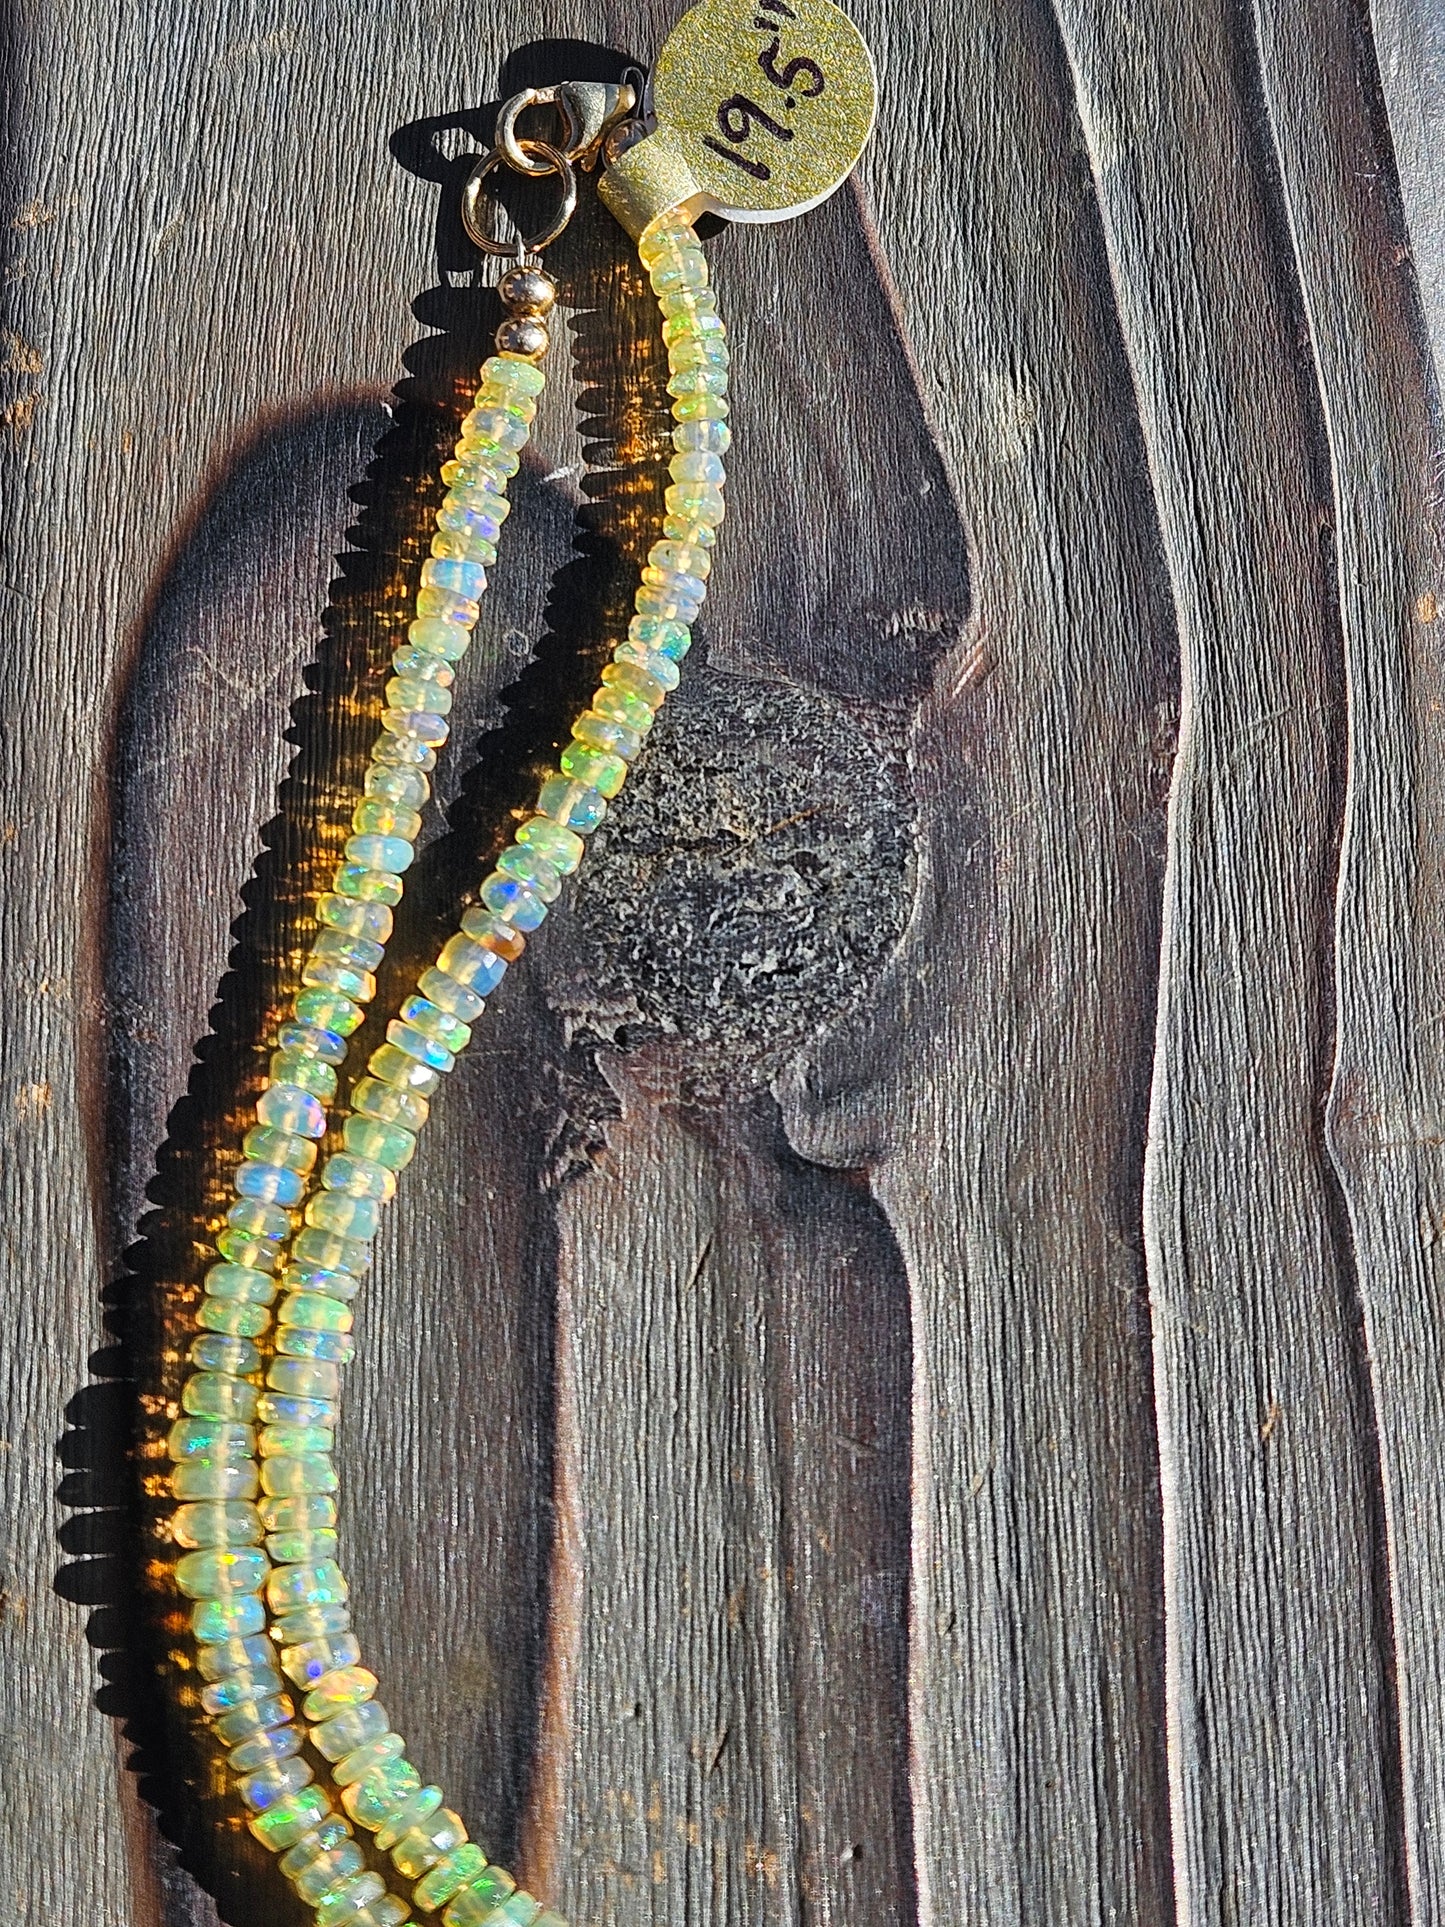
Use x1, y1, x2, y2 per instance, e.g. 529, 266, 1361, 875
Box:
495, 314, 550, 360
498, 265, 557, 317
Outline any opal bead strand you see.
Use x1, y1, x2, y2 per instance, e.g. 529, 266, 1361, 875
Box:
261, 216, 726, 1927
167, 270, 558, 1926
167, 219, 725, 1927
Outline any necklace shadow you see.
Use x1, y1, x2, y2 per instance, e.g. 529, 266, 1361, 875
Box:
52, 40, 659, 1924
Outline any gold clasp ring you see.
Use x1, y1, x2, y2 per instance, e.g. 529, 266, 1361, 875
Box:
460, 137, 578, 258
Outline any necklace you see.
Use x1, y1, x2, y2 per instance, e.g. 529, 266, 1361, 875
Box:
156, 4, 876, 1922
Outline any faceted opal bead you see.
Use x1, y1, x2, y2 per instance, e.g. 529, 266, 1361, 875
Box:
344, 1114, 416, 1169
536, 775, 607, 833
197, 1632, 273, 1680
389, 1807, 466, 1878
228, 1720, 305, 1773
303, 1666, 379, 1720
189, 1331, 262, 1374
174, 1500, 263, 1548
182, 1374, 259, 1422
313, 1869, 387, 1924
176, 1546, 269, 1598
442, 1866, 518, 1926
192, 1593, 267, 1641
294, 1841, 368, 1905
281, 1630, 363, 1686
414, 1843, 489, 1910
273, 1600, 352, 1643
516, 817, 583, 871
340, 1756, 421, 1826
279, 1814, 357, 1879
373, 1785, 444, 1851
238, 1755, 314, 1812
313, 1700, 391, 1763
248, 1783, 332, 1851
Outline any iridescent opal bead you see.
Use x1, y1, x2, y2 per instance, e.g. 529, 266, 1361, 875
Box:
238, 1756, 315, 1812
248, 1783, 333, 1851
262, 1491, 338, 1533
229, 1721, 306, 1773
192, 1592, 266, 1640
570, 713, 640, 761
384, 1019, 454, 1073
257, 1082, 326, 1136
176, 1546, 269, 1598
234, 1161, 307, 1207
389, 1807, 467, 1878
274, 1325, 356, 1364
213, 1691, 293, 1746
437, 932, 508, 994
296, 987, 366, 1036
369, 1043, 442, 1094
168, 1418, 255, 1462
417, 965, 486, 1021
312, 1700, 390, 1761
204, 1263, 277, 1305
341, 1755, 422, 1828
352, 1078, 430, 1131
195, 1299, 272, 1339
332, 1732, 405, 1786
279, 1630, 362, 1687
294, 1841, 368, 1906
320, 889, 397, 939
603, 659, 671, 709
515, 816, 583, 871
303, 1666, 379, 1720
279, 1814, 358, 1881
396, 998, 469, 1053
334, 861, 406, 905
189, 1332, 262, 1374
613, 641, 681, 690
343, 1114, 416, 1169
261, 1453, 339, 1498
273, 1600, 353, 1644
266, 1527, 339, 1565
442, 1867, 518, 1927
182, 1374, 260, 1422
495, 843, 564, 899
172, 1458, 261, 1502
174, 1500, 263, 1549
267, 1357, 341, 1400
413, 1843, 489, 1911
200, 1664, 284, 1713
373, 1786, 445, 1852
313, 1868, 388, 1924
197, 1632, 273, 1680
558, 742, 626, 797
535, 774, 607, 833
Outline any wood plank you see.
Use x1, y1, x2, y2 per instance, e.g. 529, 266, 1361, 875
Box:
1052, 0, 1409, 1917
1259, 0, 1445, 1914
782, 1, 1180, 1917
537, 1086, 916, 1925
8, 0, 1445, 1920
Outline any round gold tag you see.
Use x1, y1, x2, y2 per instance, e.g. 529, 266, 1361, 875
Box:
599, 0, 877, 236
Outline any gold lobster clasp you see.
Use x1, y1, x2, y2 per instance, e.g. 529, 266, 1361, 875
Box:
495, 79, 641, 175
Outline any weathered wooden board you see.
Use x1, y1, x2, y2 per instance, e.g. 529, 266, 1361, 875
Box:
5, 0, 1445, 1923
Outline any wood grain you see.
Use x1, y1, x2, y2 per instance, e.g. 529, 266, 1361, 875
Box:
3, 0, 1444, 1923
1266, 0, 1445, 1917
1054, 2, 1409, 1918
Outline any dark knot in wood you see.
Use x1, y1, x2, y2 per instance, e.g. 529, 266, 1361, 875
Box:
545, 661, 917, 1098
